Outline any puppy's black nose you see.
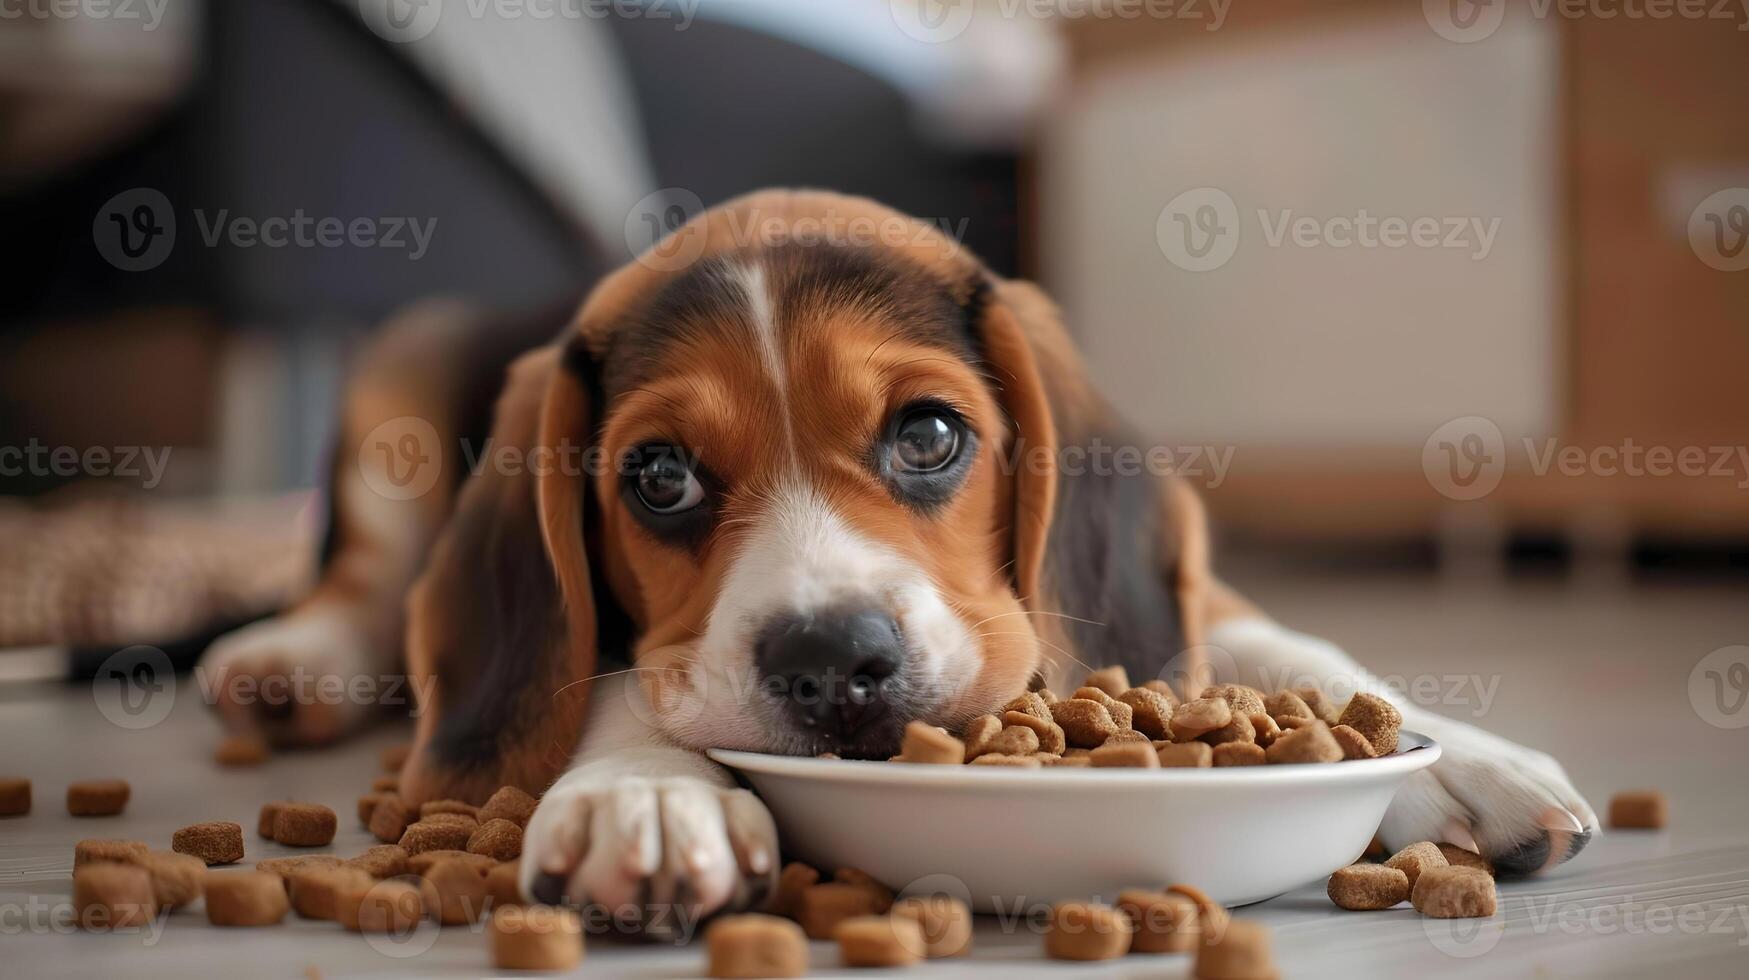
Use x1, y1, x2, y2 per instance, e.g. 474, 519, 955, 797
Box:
756, 607, 904, 744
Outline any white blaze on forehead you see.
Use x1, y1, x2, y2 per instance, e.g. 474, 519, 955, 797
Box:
725, 259, 798, 465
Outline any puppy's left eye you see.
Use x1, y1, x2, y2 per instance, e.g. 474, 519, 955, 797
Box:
892, 408, 964, 473
631, 447, 705, 514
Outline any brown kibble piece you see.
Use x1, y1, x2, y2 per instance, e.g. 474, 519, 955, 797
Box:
1436, 843, 1495, 876
1384, 842, 1448, 891
1608, 790, 1668, 829
379, 743, 411, 773
1047, 754, 1092, 767
1118, 686, 1176, 739
1264, 690, 1315, 723
371, 775, 399, 793
205, 870, 290, 926
832, 868, 894, 912
1277, 714, 1316, 730
1091, 741, 1160, 768
468, 818, 524, 861
1002, 691, 1052, 721
1050, 698, 1121, 748
1295, 686, 1341, 723
273, 803, 338, 846
490, 905, 584, 970
836, 915, 923, 968
259, 802, 284, 838
1199, 710, 1256, 747
401, 818, 476, 855
1142, 678, 1179, 699
1194, 918, 1277, 979
407, 850, 494, 877
1208, 684, 1268, 716
368, 796, 411, 843
797, 882, 887, 940
346, 844, 410, 879
485, 861, 523, 909
479, 785, 538, 828
1157, 742, 1214, 768
356, 793, 390, 827
289, 867, 374, 921
1337, 692, 1402, 755
1170, 697, 1232, 740
765, 861, 819, 919
1327, 863, 1410, 910
0, 777, 30, 816
891, 894, 972, 958
74, 863, 156, 929
75, 838, 147, 867
968, 753, 1042, 767
421, 811, 480, 833
338, 879, 424, 932
1331, 724, 1378, 760
123, 851, 206, 909
1044, 901, 1132, 960
1101, 729, 1151, 747
986, 724, 1040, 757
961, 714, 1004, 758
1082, 665, 1131, 697
1000, 711, 1066, 755
1411, 865, 1497, 918
1117, 888, 1200, 953
1071, 687, 1135, 729
1167, 882, 1230, 937
1213, 742, 1267, 767
707, 914, 808, 977
1250, 712, 1282, 747
421, 799, 480, 819
67, 779, 130, 816
256, 855, 343, 883
1265, 720, 1344, 764
899, 720, 966, 765
173, 821, 245, 865
421, 857, 491, 925
215, 734, 270, 767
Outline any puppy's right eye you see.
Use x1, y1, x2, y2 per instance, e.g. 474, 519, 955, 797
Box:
630, 447, 704, 514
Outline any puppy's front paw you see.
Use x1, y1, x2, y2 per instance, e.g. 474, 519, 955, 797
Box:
201, 609, 385, 746
519, 775, 778, 941
1382, 718, 1597, 875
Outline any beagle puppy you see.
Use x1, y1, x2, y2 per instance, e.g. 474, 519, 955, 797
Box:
204, 190, 1594, 934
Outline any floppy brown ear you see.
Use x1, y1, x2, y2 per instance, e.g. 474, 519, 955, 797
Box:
399, 343, 602, 804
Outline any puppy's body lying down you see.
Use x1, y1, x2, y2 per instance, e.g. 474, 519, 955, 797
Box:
205, 191, 1593, 931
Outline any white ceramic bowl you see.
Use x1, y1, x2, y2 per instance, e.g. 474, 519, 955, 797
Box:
710, 731, 1438, 910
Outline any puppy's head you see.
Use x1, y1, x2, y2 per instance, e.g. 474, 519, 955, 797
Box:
544, 191, 1062, 758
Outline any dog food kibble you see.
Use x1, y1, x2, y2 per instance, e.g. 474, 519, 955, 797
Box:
1249, 712, 1282, 747
1609, 790, 1668, 829
1330, 724, 1377, 760
1436, 843, 1494, 876
205, 870, 291, 926
408, 849, 495, 877
832, 868, 895, 912
899, 720, 966, 764
0, 777, 31, 815
797, 883, 889, 939
961, 714, 1004, 757
1157, 741, 1214, 767
1208, 684, 1268, 718
379, 743, 411, 773
1050, 698, 1121, 748
968, 753, 1041, 767
1337, 692, 1403, 755
421, 799, 480, 819
1167, 882, 1231, 937
256, 855, 343, 884
356, 793, 389, 827
368, 796, 411, 842
1327, 863, 1410, 910
1213, 742, 1267, 766
172, 821, 246, 865
338, 879, 424, 932
289, 867, 375, 921
421, 856, 491, 925
75, 838, 148, 867
1083, 665, 1131, 698
1102, 729, 1151, 747
1194, 918, 1277, 980
983, 724, 1040, 757
1384, 842, 1448, 891
1000, 711, 1067, 754
214, 734, 270, 767
1044, 901, 1132, 961
124, 851, 206, 909
467, 818, 524, 861
74, 863, 156, 929
1117, 888, 1200, 953
479, 785, 539, 827
1119, 686, 1176, 739
836, 915, 924, 968
348, 844, 410, 879
1263, 690, 1314, 722
258, 802, 285, 838
706, 914, 808, 977
1199, 710, 1256, 747
1411, 865, 1496, 918
1072, 687, 1135, 730
891, 895, 973, 958
485, 860, 524, 909
1091, 740, 1160, 768
273, 803, 338, 846
1264, 720, 1344, 765
490, 905, 584, 971
67, 779, 130, 816
766, 861, 819, 919
371, 776, 399, 794
402, 818, 474, 855
422, 812, 480, 834
1170, 697, 1232, 740
1003, 691, 1053, 721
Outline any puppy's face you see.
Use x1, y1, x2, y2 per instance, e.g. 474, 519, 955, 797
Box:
590, 247, 1039, 757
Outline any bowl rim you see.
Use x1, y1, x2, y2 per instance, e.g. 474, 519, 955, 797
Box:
710, 730, 1439, 789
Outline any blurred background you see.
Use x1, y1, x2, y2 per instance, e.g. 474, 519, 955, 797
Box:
1, 0, 1745, 686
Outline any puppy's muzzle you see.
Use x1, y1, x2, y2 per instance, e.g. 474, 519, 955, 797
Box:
755, 605, 905, 754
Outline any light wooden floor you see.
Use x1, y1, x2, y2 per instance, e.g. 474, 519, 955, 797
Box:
4, 570, 1747, 978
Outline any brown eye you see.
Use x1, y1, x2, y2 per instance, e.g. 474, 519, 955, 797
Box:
893, 410, 962, 473
633, 448, 704, 514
